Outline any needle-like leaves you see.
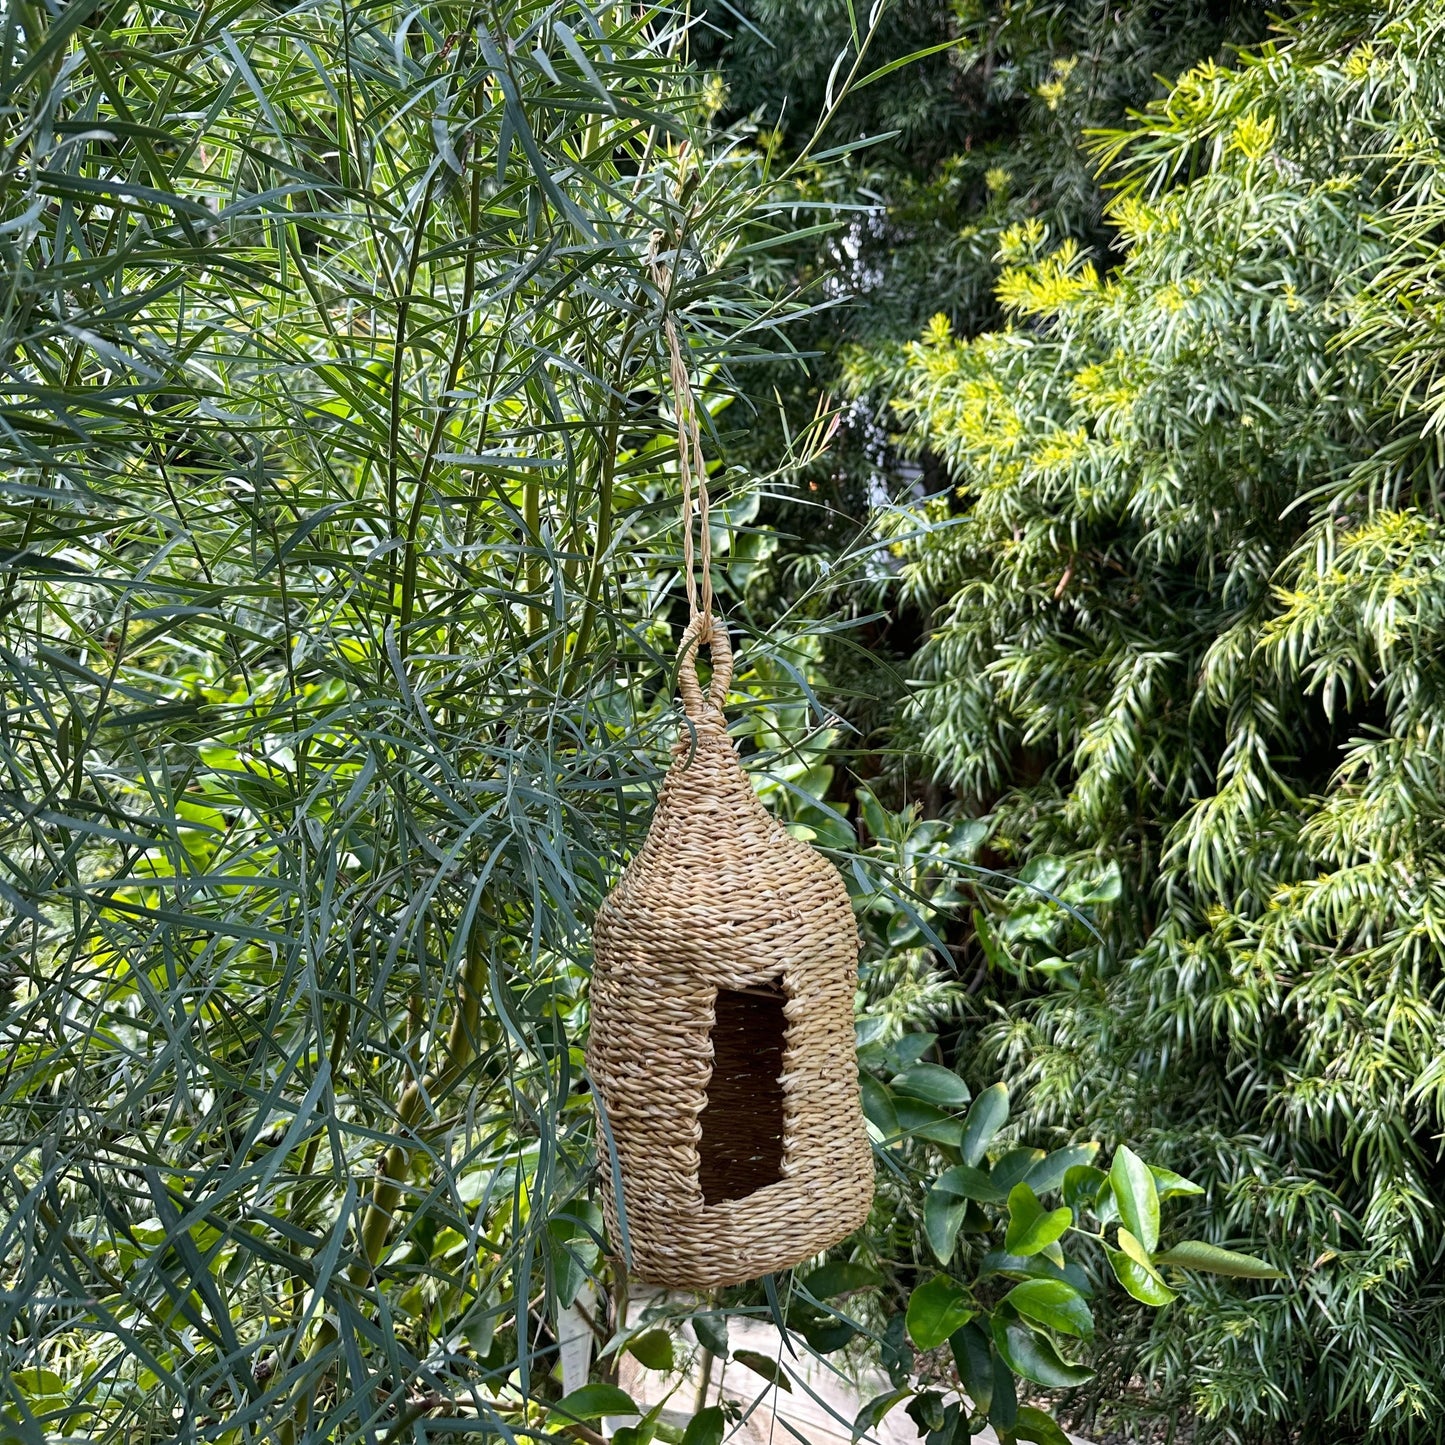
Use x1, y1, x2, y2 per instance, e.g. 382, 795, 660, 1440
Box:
0, 0, 858, 1436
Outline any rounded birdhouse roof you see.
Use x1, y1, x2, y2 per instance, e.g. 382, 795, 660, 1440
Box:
596, 697, 855, 980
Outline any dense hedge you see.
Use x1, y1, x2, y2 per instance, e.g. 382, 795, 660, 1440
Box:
845, 4, 1445, 1438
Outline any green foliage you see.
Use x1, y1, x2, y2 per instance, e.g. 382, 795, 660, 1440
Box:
0, 0, 1340, 1438
556, 1383, 641, 1421
627, 1328, 678, 1372
0, 0, 851, 1437
584, 794, 1282, 1445
716, 0, 1269, 340
839, 1044, 1275, 1445
699, 1, 1270, 743
681, 1406, 727, 1445
851, 1, 1445, 1438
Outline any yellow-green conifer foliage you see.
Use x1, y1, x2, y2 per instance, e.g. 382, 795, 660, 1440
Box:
851, 3, 1445, 1438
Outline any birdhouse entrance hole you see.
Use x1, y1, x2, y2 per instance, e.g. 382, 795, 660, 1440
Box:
698, 979, 787, 1205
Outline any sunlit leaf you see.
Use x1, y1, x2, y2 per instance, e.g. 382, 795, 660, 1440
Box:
1003, 1279, 1094, 1340
1105, 1230, 1178, 1308
1155, 1240, 1285, 1279
627, 1330, 676, 1371
1004, 1183, 1073, 1257
557, 1384, 639, 1421
1109, 1146, 1160, 1253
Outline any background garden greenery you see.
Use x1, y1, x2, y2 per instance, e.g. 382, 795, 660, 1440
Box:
828, 0, 1445, 1440
3, 0, 1444, 1442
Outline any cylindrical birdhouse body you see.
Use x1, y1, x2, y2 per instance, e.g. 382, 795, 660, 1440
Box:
588, 623, 874, 1289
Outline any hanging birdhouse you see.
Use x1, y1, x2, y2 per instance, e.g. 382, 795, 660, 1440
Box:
588, 617, 874, 1289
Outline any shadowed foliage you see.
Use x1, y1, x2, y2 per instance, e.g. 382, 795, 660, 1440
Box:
0, 0, 839, 1434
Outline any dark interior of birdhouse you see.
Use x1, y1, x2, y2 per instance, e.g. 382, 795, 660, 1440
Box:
698, 979, 787, 1204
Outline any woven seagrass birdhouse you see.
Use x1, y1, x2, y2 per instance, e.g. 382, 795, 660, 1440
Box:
588, 618, 874, 1289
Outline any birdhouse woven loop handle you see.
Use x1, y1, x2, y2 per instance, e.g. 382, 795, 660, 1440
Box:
677, 616, 733, 721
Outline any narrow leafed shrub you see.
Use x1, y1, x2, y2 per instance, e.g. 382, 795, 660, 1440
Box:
0, 0, 820, 1435
0, 1, 1306, 1440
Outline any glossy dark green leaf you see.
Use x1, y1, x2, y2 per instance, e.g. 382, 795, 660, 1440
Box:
681, 1406, 725, 1445
989, 1350, 1019, 1431
801, 1316, 859, 1354
924, 1401, 972, 1445
906, 1389, 948, 1433
906, 1275, 977, 1350
949, 1320, 993, 1414
991, 1309, 1095, 1389
960, 1082, 1010, 1167
692, 1313, 729, 1359
883, 1033, 938, 1073
882, 1313, 913, 1388
1014, 1404, 1074, 1445
859, 1073, 899, 1136
802, 1261, 880, 1299
893, 1062, 972, 1108
934, 1163, 1008, 1204
887, 909, 923, 947
895, 1095, 966, 1147
1019, 854, 1069, 892
960, 1199, 994, 1235
1061, 862, 1122, 905
1026, 1143, 1101, 1196
1003, 1279, 1094, 1340
853, 1388, 913, 1439
924, 1188, 969, 1264
992, 1146, 1047, 1193
981, 1249, 1093, 1296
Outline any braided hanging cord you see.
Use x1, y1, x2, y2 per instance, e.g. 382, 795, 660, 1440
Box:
648, 230, 714, 638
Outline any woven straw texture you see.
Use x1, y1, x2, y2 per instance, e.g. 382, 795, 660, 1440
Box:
589, 618, 874, 1289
